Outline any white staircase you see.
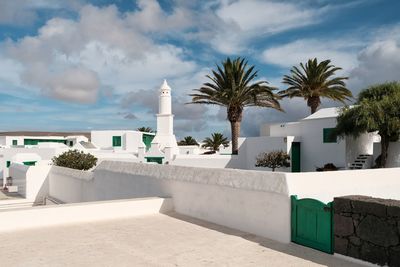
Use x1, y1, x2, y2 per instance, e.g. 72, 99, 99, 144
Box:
349, 154, 373, 170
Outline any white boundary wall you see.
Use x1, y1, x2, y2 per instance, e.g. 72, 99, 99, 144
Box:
46, 161, 400, 244
0, 197, 173, 233
49, 162, 291, 243
10, 163, 51, 202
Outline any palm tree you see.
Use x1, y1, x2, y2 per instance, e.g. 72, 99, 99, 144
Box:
335, 82, 400, 168
177, 136, 199, 146
189, 57, 281, 154
137, 127, 154, 133
280, 58, 352, 114
202, 133, 229, 152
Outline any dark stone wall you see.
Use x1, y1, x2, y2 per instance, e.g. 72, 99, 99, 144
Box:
334, 195, 400, 267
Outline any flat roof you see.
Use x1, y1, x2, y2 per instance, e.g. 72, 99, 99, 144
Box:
0, 131, 90, 139
0, 212, 363, 266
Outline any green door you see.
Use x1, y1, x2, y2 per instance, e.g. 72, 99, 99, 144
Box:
291, 142, 301, 172
291, 195, 333, 254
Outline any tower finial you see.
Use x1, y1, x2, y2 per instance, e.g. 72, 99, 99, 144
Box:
161, 79, 171, 90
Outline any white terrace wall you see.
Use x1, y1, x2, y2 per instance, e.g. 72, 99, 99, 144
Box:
47, 161, 400, 244
49, 162, 291, 243
10, 163, 51, 203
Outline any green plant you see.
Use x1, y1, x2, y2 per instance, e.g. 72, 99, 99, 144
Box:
177, 136, 199, 146
335, 82, 400, 168
202, 133, 229, 152
255, 150, 290, 172
280, 58, 352, 114
189, 57, 281, 154
137, 127, 154, 133
52, 149, 97, 170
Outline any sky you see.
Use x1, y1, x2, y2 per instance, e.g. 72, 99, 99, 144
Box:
0, 0, 399, 140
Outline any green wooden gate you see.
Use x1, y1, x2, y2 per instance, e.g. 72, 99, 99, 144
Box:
291, 195, 333, 254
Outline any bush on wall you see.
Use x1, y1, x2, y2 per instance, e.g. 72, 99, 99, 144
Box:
255, 150, 290, 171
52, 149, 97, 170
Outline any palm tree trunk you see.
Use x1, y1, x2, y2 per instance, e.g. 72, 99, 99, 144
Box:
308, 96, 320, 114
230, 121, 241, 155
378, 135, 390, 168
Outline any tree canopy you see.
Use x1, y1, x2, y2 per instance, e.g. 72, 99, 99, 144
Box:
52, 149, 97, 170
202, 133, 229, 152
335, 82, 400, 167
189, 57, 281, 154
280, 58, 352, 114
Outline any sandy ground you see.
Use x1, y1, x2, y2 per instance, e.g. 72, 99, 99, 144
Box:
0, 212, 366, 267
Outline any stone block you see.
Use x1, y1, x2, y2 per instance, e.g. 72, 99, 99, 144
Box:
360, 242, 388, 266
357, 215, 399, 247
389, 246, 400, 267
349, 236, 361, 246
352, 199, 386, 217
347, 243, 360, 259
334, 214, 354, 237
388, 205, 400, 218
334, 236, 348, 255
334, 197, 352, 213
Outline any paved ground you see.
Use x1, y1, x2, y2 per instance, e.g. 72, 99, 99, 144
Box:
0, 212, 366, 267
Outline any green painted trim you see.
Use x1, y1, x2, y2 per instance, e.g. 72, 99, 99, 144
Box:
24, 139, 67, 145
23, 161, 37, 166
142, 133, 155, 151
145, 157, 164, 164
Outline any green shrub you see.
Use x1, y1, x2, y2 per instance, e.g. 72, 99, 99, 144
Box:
52, 149, 97, 170
255, 150, 290, 171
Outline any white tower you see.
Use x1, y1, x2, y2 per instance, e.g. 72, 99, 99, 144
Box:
149, 80, 178, 155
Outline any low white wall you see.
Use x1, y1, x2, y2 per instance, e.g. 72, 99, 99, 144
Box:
286, 167, 400, 203
171, 154, 242, 169
49, 161, 291, 243
0, 197, 173, 233
47, 161, 400, 244
10, 163, 51, 203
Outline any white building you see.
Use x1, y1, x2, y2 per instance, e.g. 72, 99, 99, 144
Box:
260, 107, 379, 172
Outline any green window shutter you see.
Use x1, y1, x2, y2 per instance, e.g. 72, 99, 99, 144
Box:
12, 140, 18, 146
23, 161, 36, 166
6, 161, 10, 168
323, 128, 337, 143
112, 136, 122, 147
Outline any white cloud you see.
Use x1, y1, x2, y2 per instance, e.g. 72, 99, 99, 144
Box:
4, 4, 197, 103
0, 0, 82, 26
262, 39, 360, 71
349, 40, 400, 93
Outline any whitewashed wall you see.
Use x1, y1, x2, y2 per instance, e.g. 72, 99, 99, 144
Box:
10, 163, 51, 203
171, 154, 242, 169
91, 130, 144, 152
49, 161, 291, 243
286, 167, 400, 203
46, 161, 400, 244
300, 118, 346, 171
345, 133, 375, 168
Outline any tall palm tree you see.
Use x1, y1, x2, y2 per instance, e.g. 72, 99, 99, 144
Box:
280, 58, 352, 114
137, 127, 154, 133
177, 136, 199, 146
189, 57, 282, 154
202, 133, 229, 152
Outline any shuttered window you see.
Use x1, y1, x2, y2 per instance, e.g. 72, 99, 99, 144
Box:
112, 136, 122, 147
323, 128, 337, 143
